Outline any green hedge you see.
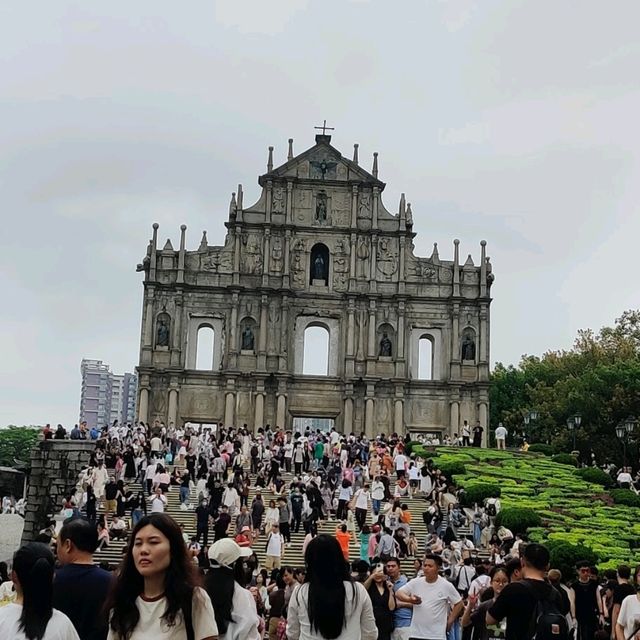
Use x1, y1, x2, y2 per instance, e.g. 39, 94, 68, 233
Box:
435, 461, 467, 478
551, 453, 579, 467
528, 443, 555, 456
547, 540, 599, 582
404, 441, 420, 456
495, 507, 542, 534
459, 483, 502, 507
610, 489, 640, 508
575, 467, 614, 488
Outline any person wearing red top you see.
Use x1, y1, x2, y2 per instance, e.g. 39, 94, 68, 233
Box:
335, 524, 351, 560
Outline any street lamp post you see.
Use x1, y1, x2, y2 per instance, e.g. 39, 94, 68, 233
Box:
615, 417, 637, 469
567, 417, 576, 451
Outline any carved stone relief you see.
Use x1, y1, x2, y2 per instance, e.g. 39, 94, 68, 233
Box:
357, 238, 370, 278
241, 234, 263, 274
332, 239, 349, 291
310, 156, 337, 180
376, 238, 398, 279
272, 186, 285, 214
202, 250, 233, 273
271, 237, 283, 273
296, 161, 309, 178
291, 238, 307, 288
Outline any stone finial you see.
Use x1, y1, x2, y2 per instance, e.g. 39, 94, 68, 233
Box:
267, 146, 274, 172
464, 254, 474, 267
237, 184, 243, 210
162, 238, 174, 251
288, 138, 294, 160
406, 202, 413, 226
399, 193, 406, 216
372, 152, 378, 178
430, 242, 440, 264
353, 143, 359, 165
229, 192, 237, 216
180, 224, 187, 232
199, 231, 208, 251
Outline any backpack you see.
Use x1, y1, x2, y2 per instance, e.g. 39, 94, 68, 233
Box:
251, 445, 259, 457
525, 581, 569, 640
486, 500, 497, 517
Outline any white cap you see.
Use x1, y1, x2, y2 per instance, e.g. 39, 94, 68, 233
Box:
208, 538, 252, 567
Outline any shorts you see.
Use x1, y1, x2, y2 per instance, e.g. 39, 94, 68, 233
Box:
265, 554, 282, 570
104, 499, 117, 513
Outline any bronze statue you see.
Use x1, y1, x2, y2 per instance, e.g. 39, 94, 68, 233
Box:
315, 193, 328, 222
241, 326, 255, 351
379, 333, 392, 357
461, 334, 475, 360
156, 319, 170, 347
313, 253, 326, 281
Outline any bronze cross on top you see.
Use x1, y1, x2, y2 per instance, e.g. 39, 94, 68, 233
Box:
314, 119, 335, 135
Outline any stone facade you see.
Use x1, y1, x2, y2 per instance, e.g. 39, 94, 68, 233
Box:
136, 134, 494, 438
21, 440, 94, 542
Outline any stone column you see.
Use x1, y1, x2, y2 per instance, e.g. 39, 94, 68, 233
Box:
394, 399, 404, 434
478, 402, 488, 447
451, 303, 460, 380
369, 236, 378, 293
265, 180, 273, 224
143, 298, 154, 348
168, 389, 178, 427
276, 394, 287, 429
367, 300, 377, 358
351, 185, 358, 228
258, 295, 268, 371
171, 299, 183, 367
343, 396, 353, 434
262, 230, 270, 286
450, 401, 460, 436
224, 392, 235, 427
254, 393, 265, 432
347, 300, 355, 357
349, 233, 357, 290
365, 391, 375, 438
279, 296, 289, 371
233, 225, 241, 285
398, 236, 406, 294
285, 180, 293, 225
372, 186, 379, 230
229, 293, 239, 368
138, 388, 149, 424
283, 231, 291, 289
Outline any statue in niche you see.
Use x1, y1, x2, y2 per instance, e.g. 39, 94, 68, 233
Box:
272, 187, 285, 214
379, 333, 392, 357
315, 192, 328, 223
156, 318, 170, 347
313, 253, 327, 280
461, 333, 476, 361
241, 326, 255, 351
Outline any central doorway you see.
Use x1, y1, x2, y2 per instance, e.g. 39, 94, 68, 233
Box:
292, 417, 335, 434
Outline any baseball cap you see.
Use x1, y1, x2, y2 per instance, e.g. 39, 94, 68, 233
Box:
208, 538, 252, 567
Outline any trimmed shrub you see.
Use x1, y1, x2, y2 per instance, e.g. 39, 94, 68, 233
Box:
610, 489, 640, 508
551, 453, 579, 467
527, 443, 555, 456
495, 507, 542, 534
404, 441, 420, 456
435, 461, 467, 478
547, 540, 599, 582
574, 467, 614, 488
459, 483, 502, 507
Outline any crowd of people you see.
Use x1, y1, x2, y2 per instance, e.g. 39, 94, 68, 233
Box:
0, 420, 639, 639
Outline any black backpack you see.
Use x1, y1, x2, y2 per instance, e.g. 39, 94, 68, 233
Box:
486, 501, 497, 517
525, 582, 569, 640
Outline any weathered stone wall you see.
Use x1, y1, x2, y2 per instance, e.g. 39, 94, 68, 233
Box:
21, 440, 94, 543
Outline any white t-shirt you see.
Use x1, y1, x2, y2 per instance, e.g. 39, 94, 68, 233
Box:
617, 593, 640, 640
149, 494, 167, 513
395, 454, 408, 471
106, 587, 218, 640
220, 584, 262, 640
400, 576, 462, 640
495, 426, 507, 439
150, 437, 162, 452
618, 472, 633, 484
338, 486, 353, 501
0, 604, 80, 640
354, 489, 369, 510
266, 532, 284, 556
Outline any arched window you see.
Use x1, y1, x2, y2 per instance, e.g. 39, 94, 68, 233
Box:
309, 243, 330, 285
195, 326, 215, 370
303, 325, 329, 375
418, 335, 434, 380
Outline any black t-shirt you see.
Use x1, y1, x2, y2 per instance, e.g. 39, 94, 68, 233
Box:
572, 579, 599, 620
215, 512, 231, 535
614, 582, 636, 606
488, 578, 563, 640
53, 564, 113, 640
104, 483, 118, 500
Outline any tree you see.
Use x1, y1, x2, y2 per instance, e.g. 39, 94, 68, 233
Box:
0, 426, 40, 467
490, 310, 640, 464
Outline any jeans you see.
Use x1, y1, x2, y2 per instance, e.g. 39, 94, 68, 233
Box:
132, 508, 143, 527
180, 486, 190, 504
372, 498, 382, 515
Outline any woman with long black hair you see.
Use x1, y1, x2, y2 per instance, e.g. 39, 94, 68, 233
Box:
0, 542, 79, 640
106, 513, 218, 640
286, 533, 377, 640
204, 538, 261, 640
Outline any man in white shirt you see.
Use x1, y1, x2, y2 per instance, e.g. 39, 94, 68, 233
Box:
394, 452, 408, 480
396, 554, 463, 640
495, 423, 507, 450
617, 467, 633, 488
265, 523, 284, 570
353, 484, 370, 531
148, 488, 167, 513
150, 435, 162, 454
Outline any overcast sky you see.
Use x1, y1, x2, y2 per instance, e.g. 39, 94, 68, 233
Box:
1, 1, 639, 427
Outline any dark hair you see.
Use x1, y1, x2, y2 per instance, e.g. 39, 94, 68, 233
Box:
490, 566, 509, 581
523, 543, 550, 571
0, 561, 9, 583
301, 534, 354, 638
12, 542, 55, 640
423, 553, 443, 567
107, 513, 199, 639
204, 561, 239, 634
59, 517, 98, 553
505, 557, 522, 579
618, 564, 632, 580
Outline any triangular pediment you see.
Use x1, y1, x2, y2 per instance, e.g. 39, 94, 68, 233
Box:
259, 136, 385, 190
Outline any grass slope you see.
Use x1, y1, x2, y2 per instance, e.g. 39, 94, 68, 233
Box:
415, 446, 638, 569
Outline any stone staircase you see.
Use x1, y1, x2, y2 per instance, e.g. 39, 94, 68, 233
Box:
93, 467, 483, 573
